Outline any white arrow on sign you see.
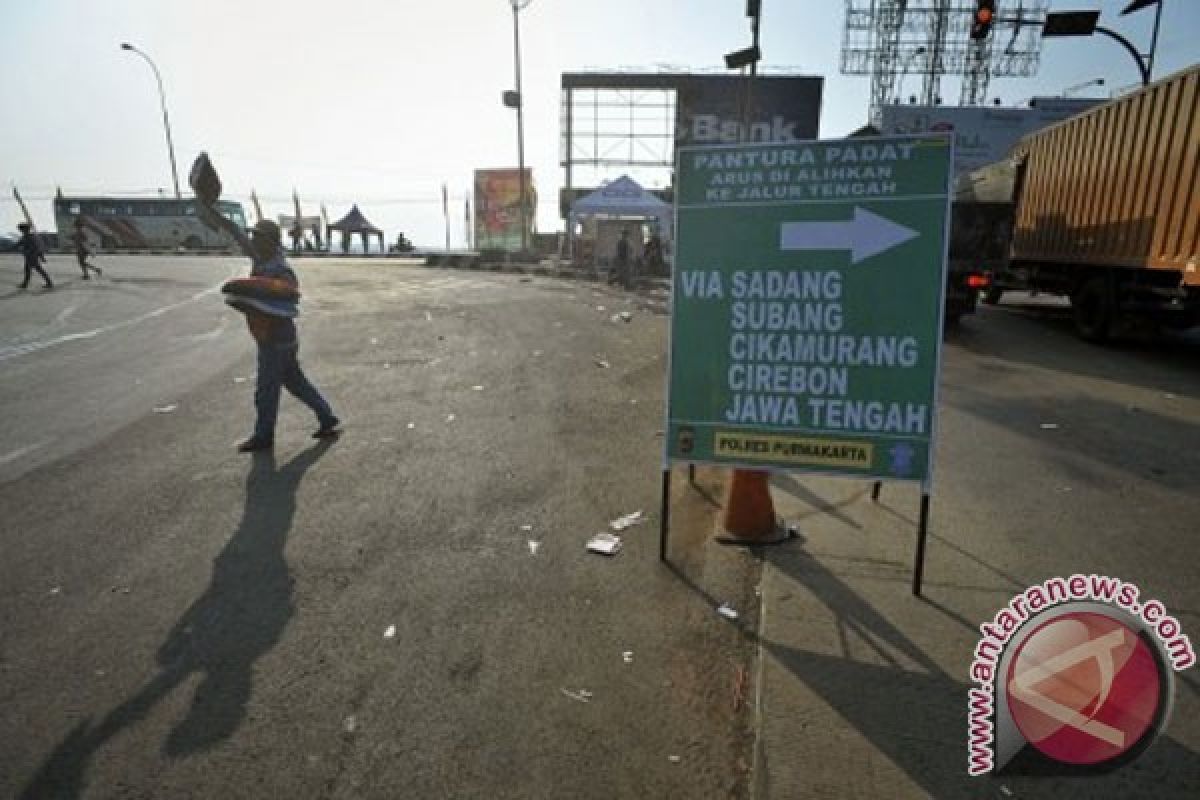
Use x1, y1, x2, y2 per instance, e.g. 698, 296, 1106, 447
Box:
780, 206, 920, 265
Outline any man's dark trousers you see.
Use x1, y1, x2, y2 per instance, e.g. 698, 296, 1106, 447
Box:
254, 343, 335, 441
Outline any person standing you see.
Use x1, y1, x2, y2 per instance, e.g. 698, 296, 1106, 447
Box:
198, 207, 340, 452
613, 228, 633, 289
71, 219, 102, 279
15, 222, 53, 290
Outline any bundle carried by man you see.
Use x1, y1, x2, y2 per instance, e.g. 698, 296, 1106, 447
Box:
189, 151, 301, 319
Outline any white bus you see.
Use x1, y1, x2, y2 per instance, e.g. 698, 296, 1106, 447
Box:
53, 193, 248, 252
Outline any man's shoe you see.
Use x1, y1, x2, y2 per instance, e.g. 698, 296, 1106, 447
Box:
43, 284, 54, 290
82, 274, 91, 280
17, 284, 28, 290
313, 417, 342, 439
237, 436, 273, 453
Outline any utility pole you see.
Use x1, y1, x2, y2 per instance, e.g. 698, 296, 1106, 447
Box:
510, 1, 532, 255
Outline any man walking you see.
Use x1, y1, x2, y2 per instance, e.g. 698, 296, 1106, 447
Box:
71, 219, 102, 279
15, 222, 53, 290
198, 207, 340, 452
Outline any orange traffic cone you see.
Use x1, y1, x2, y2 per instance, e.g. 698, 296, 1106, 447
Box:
718, 469, 792, 545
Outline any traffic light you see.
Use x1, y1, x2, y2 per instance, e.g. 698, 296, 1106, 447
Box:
970, 0, 996, 40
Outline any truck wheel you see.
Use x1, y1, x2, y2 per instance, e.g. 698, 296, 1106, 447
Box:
982, 286, 1003, 305
1072, 277, 1112, 342
183, 236, 203, 250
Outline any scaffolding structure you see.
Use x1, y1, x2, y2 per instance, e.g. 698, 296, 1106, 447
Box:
841, 0, 1049, 124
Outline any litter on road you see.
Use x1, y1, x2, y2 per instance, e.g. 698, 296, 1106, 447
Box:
152, 404, 178, 414
446, 414, 456, 423
519, 524, 533, 532
528, 540, 540, 555
622, 651, 634, 664
1039, 423, 1059, 430
595, 359, 611, 369
586, 533, 623, 556
343, 716, 358, 734
472, 385, 484, 391
560, 688, 593, 703
717, 603, 739, 620
668, 755, 682, 764
407, 422, 416, 430
610, 510, 645, 531
233, 377, 247, 384
384, 625, 396, 639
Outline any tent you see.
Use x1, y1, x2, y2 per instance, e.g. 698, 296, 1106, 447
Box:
568, 176, 672, 261
328, 205, 385, 254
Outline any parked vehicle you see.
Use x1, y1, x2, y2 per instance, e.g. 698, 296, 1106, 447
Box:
53, 193, 247, 252
976, 65, 1199, 340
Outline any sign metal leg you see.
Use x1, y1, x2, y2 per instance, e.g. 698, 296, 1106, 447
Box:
871, 480, 882, 502
912, 492, 931, 596
659, 468, 672, 563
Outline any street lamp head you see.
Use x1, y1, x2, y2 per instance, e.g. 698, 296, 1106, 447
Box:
510, 0, 533, 9
120, 42, 133, 50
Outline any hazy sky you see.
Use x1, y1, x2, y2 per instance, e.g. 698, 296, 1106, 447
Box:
2, 0, 1196, 247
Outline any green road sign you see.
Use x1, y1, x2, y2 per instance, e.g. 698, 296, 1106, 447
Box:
665, 134, 952, 485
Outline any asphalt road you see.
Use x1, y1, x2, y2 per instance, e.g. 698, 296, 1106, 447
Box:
2, 256, 1198, 799
1, 255, 757, 799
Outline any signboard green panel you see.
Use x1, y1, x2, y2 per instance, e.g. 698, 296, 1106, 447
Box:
665, 135, 952, 485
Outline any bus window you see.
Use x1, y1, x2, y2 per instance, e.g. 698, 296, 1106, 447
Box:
69, 203, 81, 215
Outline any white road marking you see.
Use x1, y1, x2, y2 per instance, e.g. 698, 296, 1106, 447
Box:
0, 272, 236, 364
0, 439, 51, 466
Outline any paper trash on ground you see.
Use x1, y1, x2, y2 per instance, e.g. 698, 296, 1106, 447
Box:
560, 688, 593, 703
153, 404, 178, 414
717, 603, 739, 620
586, 533, 623, 556
610, 510, 645, 531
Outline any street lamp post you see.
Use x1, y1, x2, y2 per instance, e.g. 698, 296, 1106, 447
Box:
121, 42, 181, 199
1042, 1, 1166, 88
509, 0, 532, 256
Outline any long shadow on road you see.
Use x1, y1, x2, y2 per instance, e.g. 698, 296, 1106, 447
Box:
20, 441, 334, 799
764, 532, 1200, 798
